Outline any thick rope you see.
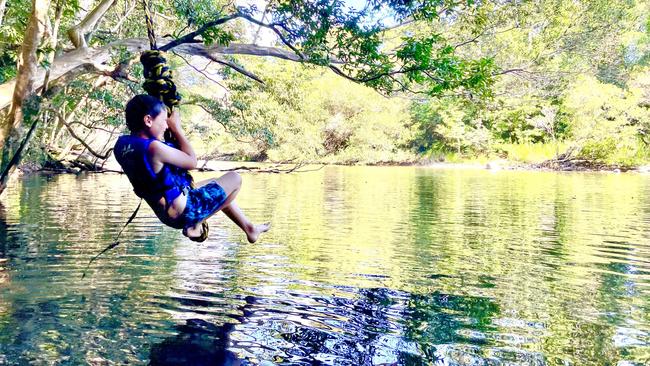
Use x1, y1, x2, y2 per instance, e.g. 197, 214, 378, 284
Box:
139, 51, 209, 240
138, 2, 209, 242
142, 0, 157, 50
140, 50, 182, 112
84, 2, 206, 278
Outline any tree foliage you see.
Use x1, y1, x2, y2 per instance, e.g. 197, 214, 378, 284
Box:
407, 0, 650, 166
0, 0, 648, 174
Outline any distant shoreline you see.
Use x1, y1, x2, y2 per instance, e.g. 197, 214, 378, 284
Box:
19, 157, 650, 175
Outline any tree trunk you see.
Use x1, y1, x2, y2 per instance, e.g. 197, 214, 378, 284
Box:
0, 0, 50, 193
0, 0, 7, 27
7, 0, 50, 130
0, 0, 51, 194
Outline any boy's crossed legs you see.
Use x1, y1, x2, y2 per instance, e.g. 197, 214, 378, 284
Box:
183, 172, 270, 243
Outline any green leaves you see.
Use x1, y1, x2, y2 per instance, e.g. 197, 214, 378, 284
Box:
391, 35, 495, 96
201, 27, 234, 46
172, 0, 228, 27
258, 0, 495, 96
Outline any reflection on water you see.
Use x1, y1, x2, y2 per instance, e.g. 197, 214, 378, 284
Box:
0, 167, 649, 365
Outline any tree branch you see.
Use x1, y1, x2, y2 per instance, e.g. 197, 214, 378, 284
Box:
210, 43, 306, 62
181, 44, 264, 84
171, 50, 237, 90
55, 110, 113, 159
42, 0, 65, 94
238, 13, 306, 60
67, 0, 118, 48
159, 14, 241, 51
0, 39, 335, 110
114, 0, 137, 34
68, 120, 120, 134
493, 68, 529, 76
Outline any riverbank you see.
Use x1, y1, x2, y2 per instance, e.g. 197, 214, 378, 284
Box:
19, 155, 650, 176
420, 159, 646, 173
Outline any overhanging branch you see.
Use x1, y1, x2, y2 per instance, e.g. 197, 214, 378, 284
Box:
54, 109, 113, 159
0, 39, 305, 110
182, 44, 264, 84
67, 0, 118, 48
159, 14, 241, 51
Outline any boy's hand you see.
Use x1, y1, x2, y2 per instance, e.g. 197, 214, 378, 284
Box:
167, 110, 182, 134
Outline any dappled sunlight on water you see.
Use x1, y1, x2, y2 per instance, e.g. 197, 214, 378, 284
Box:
0, 167, 649, 364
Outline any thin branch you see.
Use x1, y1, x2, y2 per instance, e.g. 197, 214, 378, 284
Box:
218, 162, 321, 174
328, 64, 423, 84
493, 68, 528, 76
171, 51, 229, 91
55, 110, 113, 159
378, 18, 415, 32
68, 121, 120, 134
159, 14, 241, 51
252, 2, 270, 44
114, 1, 136, 33
193, 48, 264, 84
453, 32, 483, 49
96, 125, 119, 168
239, 13, 305, 59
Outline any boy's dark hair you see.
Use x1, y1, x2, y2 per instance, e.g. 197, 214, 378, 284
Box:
125, 94, 165, 132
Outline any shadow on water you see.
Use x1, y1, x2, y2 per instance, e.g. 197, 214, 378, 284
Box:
149, 320, 241, 366
148, 287, 500, 365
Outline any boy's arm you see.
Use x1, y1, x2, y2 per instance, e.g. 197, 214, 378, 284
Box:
149, 110, 197, 170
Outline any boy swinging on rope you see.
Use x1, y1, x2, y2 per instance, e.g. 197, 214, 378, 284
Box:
114, 94, 270, 243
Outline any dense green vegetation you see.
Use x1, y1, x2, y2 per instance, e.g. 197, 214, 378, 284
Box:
197, 0, 650, 167
0, 0, 649, 172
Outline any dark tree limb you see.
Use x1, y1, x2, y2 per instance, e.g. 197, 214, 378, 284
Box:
171, 51, 228, 89
178, 44, 264, 84
54, 110, 113, 159
159, 14, 241, 51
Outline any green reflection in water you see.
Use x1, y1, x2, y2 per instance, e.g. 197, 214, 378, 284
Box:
0, 167, 647, 364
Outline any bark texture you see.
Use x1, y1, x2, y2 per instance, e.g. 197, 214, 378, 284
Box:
0, 40, 305, 110
67, 0, 118, 48
4, 0, 50, 148
0, 0, 51, 193
0, 0, 7, 27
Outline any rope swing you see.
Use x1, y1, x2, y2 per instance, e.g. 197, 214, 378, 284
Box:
82, 1, 208, 277
140, 0, 181, 115
140, 0, 209, 241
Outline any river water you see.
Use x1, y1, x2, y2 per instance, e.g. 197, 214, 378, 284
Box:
0, 166, 649, 365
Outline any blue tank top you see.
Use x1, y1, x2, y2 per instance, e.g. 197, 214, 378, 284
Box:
114, 135, 192, 206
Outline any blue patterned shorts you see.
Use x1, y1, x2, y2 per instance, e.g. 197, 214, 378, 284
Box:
177, 182, 227, 229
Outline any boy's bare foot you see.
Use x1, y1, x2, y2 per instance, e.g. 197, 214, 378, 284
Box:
246, 222, 271, 243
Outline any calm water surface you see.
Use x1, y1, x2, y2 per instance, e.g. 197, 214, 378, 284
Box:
0, 166, 649, 365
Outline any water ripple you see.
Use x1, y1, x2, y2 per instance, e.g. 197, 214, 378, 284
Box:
0, 169, 649, 364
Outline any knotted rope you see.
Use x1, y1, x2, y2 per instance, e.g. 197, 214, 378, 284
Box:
140, 50, 182, 112
139, 0, 208, 242
82, 1, 208, 277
